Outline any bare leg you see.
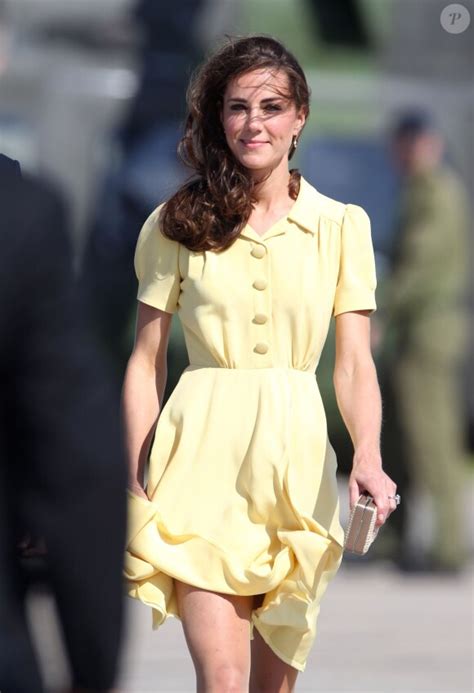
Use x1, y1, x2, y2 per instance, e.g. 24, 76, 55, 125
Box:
174, 579, 253, 693
249, 627, 299, 693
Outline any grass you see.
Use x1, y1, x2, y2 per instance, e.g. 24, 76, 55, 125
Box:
240, 0, 394, 73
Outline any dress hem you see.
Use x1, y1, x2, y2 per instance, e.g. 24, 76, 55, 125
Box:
126, 585, 308, 672
251, 616, 306, 672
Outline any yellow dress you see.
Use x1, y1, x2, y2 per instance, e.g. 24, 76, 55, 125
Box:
124, 176, 377, 671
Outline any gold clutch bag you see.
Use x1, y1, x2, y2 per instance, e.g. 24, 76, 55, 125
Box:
344, 492, 380, 555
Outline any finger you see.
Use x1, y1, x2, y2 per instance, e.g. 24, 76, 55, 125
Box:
369, 506, 385, 527
348, 480, 361, 510
387, 482, 399, 509
382, 484, 400, 521
389, 495, 399, 512
373, 492, 391, 526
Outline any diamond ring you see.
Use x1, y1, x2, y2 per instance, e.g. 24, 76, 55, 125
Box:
388, 494, 401, 506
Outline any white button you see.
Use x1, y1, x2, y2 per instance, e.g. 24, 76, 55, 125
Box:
253, 279, 267, 291
254, 313, 268, 325
254, 342, 269, 354
251, 246, 266, 259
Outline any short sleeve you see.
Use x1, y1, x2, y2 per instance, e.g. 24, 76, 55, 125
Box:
134, 205, 181, 313
333, 204, 377, 317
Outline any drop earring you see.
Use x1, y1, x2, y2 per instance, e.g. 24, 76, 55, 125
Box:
292, 134, 299, 150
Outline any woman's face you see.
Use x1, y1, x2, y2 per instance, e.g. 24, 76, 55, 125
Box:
221, 68, 306, 176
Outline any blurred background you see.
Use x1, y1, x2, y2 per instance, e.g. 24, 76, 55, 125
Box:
1, 0, 472, 691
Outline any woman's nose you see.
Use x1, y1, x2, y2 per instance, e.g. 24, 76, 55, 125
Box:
245, 108, 264, 128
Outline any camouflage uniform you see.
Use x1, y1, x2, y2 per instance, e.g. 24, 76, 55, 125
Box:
383, 165, 470, 567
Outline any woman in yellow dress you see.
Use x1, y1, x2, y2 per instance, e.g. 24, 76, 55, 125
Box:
123, 35, 398, 692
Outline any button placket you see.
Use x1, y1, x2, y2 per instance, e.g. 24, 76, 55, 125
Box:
251, 245, 266, 259
253, 278, 267, 291
250, 242, 271, 360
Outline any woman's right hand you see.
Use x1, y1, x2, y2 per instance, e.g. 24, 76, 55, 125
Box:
122, 302, 172, 509
128, 482, 149, 501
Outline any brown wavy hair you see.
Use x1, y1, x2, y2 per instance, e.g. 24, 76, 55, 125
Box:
159, 35, 311, 252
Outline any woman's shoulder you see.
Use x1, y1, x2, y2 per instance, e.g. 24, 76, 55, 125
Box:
136, 202, 180, 251
145, 201, 166, 226
141, 202, 180, 241
300, 177, 351, 227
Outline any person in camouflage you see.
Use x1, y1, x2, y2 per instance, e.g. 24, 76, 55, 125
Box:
382, 111, 470, 572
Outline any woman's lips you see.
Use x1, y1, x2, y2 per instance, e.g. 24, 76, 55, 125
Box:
240, 140, 268, 148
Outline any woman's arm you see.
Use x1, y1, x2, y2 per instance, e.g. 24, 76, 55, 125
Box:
122, 301, 173, 498
333, 310, 397, 527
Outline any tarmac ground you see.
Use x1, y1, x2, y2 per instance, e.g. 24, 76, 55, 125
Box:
29, 555, 473, 693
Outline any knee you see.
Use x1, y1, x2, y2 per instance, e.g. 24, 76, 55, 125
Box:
202, 662, 248, 692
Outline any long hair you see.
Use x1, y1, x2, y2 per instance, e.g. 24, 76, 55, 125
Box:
160, 35, 311, 252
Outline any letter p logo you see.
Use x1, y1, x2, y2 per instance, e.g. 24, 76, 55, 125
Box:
440, 4, 471, 33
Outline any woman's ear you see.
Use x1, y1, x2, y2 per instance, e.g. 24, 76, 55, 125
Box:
296, 107, 306, 133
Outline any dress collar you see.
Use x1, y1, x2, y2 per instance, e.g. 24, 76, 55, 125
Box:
239, 176, 321, 242
286, 176, 320, 234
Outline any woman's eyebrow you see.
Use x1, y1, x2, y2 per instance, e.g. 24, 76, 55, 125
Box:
227, 96, 287, 103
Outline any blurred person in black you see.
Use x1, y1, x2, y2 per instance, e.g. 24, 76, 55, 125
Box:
305, 0, 371, 48
380, 112, 470, 573
80, 0, 204, 389
0, 154, 127, 692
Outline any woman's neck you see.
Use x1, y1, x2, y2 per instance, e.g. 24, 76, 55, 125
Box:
251, 163, 292, 213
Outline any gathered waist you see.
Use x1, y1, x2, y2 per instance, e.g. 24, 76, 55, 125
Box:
184, 364, 316, 378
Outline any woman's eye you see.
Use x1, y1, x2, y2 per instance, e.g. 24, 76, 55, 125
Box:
228, 103, 282, 113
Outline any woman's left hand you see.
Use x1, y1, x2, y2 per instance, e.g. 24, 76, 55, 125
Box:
348, 451, 398, 528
